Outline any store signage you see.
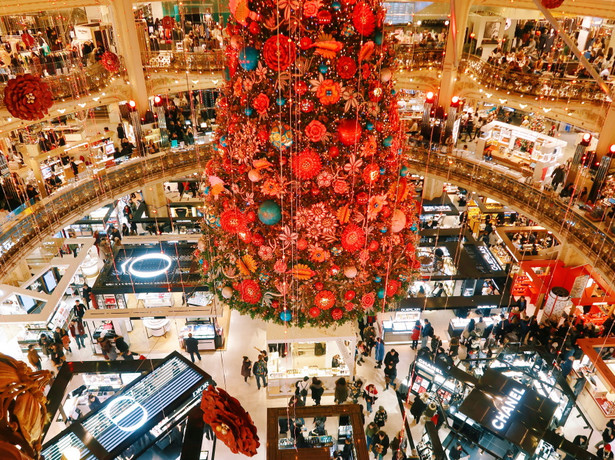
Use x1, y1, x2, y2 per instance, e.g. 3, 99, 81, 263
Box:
478, 246, 502, 272
417, 359, 444, 376
422, 205, 451, 212
121, 253, 173, 278
105, 396, 149, 432
490, 388, 526, 431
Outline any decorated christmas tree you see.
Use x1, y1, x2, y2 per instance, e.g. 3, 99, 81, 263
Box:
196, 0, 420, 326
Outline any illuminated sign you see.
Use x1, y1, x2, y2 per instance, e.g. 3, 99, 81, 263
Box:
104, 396, 148, 432
491, 388, 526, 431
478, 246, 502, 272
121, 253, 173, 278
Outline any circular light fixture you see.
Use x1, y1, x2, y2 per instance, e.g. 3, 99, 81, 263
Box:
153, 95, 162, 105
126, 253, 173, 278
62, 446, 81, 460
583, 133, 592, 142
104, 396, 148, 432
128, 100, 136, 109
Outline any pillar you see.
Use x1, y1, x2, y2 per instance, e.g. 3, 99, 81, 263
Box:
2, 259, 32, 285
558, 242, 590, 267
109, 0, 149, 115
141, 182, 169, 217
422, 177, 445, 201
439, 0, 473, 110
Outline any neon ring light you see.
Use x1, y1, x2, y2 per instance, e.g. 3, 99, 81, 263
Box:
123, 253, 173, 278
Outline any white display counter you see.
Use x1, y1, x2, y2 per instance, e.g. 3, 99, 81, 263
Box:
143, 318, 171, 337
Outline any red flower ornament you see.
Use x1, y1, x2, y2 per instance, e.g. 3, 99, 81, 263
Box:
262, 34, 296, 71
305, 120, 327, 142
100, 51, 121, 73
315, 290, 336, 310
239, 279, 262, 304
252, 93, 270, 115
220, 209, 247, 234
353, 2, 376, 36
200, 386, 260, 456
337, 57, 357, 79
292, 148, 322, 179
331, 307, 343, 320
341, 223, 366, 252
4, 74, 53, 121
361, 291, 376, 309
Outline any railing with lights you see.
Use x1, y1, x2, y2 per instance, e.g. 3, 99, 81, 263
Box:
460, 54, 611, 103
0, 60, 126, 105
141, 50, 226, 72
394, 46, 446, 70
0, 144, 613, 289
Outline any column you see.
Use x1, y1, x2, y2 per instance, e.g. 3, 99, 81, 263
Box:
422, 177, 445, 201
3, 259, 32, 285
109, 0, 149, 114
595, 102, 615, 159
141, 182, 169, 217
439, 0, 473, 109
558, 242, 590, 268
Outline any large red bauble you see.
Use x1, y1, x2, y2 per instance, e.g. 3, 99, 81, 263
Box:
337, 119, 362, 146
356, 192, 369, 205
246, 211, 257, 222
541, 0, 564, 8
331, 308, 344, 320
315, 282, 324, 291
368, 240, 379, 252
309, 307, 321, 318
295, 80, 308, 95
329, 146, 340, 158
251, 233, 264, 246
317, 10, 332, 25
300, 99, 315, 113
344, 290, 356, 301
297, 238, 309, 250
329, 265, 340, 276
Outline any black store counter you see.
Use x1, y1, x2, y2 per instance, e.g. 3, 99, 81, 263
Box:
41, 352, 214, 460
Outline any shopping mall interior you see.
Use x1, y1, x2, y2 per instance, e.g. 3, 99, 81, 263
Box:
2, 0, 615, 459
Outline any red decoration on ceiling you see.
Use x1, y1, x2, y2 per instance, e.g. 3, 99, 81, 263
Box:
541, 0, 564, 8
200, 386, 260, 457
4, 74, 53, 121
161, 16, 175, 29
100, 51, 121, 73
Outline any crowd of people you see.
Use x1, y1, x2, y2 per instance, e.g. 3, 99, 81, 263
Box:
143, 16, 224, 53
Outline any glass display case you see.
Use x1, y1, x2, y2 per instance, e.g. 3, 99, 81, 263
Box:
382, 308, 422, 344
179, 320, 222, 350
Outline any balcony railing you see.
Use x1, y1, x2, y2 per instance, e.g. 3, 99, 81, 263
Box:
142, 50, 226, 72
0, 61, 125, 105
460, 54, 612, 103
394, 46, 446, 70
0, 144, 613, 287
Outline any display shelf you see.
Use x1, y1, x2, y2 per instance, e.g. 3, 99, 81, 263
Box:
179, 323, 217, 350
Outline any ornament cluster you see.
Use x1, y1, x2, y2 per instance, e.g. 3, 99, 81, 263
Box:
4, 74, 53, 121
197, 0, 420, 326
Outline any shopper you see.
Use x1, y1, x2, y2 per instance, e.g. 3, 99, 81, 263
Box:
365, 421, 379, 450
374, 337, 385, 368
87, 394, 102, 412
310, 377, 324, 405
295, 376, 309, 405
184, 332, 201, 363
595, 423, 615, 450
410, 393, 427, 424
38, 333, 52, 357
384, 363, 397, 391
27, 344, 42, 371
50, 343, 65, 370
390, 431, 407, 460
421, 319, 433, 349
356, 340, 366, 365
384, 348, 400, 369
374, 405, 388, 428
449, 442, 469, 460
253, 354, 268, 390
115, 336, 130, 358
410, 321, 421, 350
241, 356, 252, 383
54, 326, 71, 352
597, 445, 614, 459
97, 336, 115, 360
363, 383, 378, 413
334, 377, 348, 404
73, 299, 87, 322
364, 325, 376, 355
371, 431, 390, 460
349, 378, 363, 404
69, 319, 86, 350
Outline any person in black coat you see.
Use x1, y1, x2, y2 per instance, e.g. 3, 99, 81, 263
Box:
410, 394, 427, 423
184, 333, 201, 362
310, 377, 324, 405
371, 431, 389, 458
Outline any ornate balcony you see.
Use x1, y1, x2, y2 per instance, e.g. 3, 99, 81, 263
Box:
0, 145, 613, 290
142, 50, 226, 72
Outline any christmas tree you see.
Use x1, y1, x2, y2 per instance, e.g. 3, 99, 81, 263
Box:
196, 0, 420, 326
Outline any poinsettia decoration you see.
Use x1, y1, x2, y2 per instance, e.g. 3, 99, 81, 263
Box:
198, 0, 420, 327
200, 386, 259, 457
541, 0, 564, 8
100, 51, 121, 73
4, 75, 53, 121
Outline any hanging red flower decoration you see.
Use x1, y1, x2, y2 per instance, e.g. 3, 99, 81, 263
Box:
200, 386, 260, 457
331, 307, 344, 320
239, 279, 262, 304
341, 223, 366, 252
541, 0, 564, 8
252, 93, 270, 115
344, 302, 355, 311
385, 280, 401, 297
361, 291, 376, 309
292, 148, 322, 179
162, 16, 175, 29
309, 306, 321, 317
316, 79, 342, 105
305, 120, 327, 142
353, 2, 376, 36
220, 209, 247, 234
4, 74, 53, 121
262, 34, 296, 71
100, 51, 121, 73
315, 290, 336, 310
337, 57, 357, 79
362, 163, 380, 184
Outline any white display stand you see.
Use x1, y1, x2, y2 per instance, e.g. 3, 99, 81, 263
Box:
137, 293, 175, 308
265, 322, 357, 397
143, 318, 171, 337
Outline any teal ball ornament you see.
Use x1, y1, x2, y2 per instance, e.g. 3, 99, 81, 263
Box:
332, 1, 341, 9
374, 30, 383, 45
277, 97, 286, 106
383, 136, 393, 147
400, 166, 409, 176
245, 107, 254, 116
377, 288, 385, 299
258, 200, 282, 225
374, 276, 382, 283
366, 122, 374, 131
319, 63, 329, 74
280, 310, 292, 322
239, 47, 260, 71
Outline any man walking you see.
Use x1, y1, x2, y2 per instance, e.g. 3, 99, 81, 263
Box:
27, 344, 42, 371
73, 299, 87, 323
253, 354, 268, 390
184, 333, 201, 363
421, 319, 434, 349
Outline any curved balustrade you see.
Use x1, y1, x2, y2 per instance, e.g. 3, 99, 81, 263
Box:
0, 144, 613, 287
394, 47, 445, 70
0, 146, 209, 280
142, 51, 226, 72
0, 61, 125, 105
406, 148, 615, 283
460, 54, 611, 103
